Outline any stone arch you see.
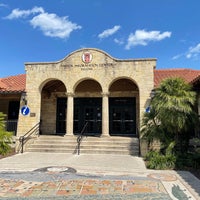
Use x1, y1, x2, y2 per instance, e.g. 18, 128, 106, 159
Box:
40, 79, 67, 97
59, 48, 117, 64
109, 77, 139, 94
74, 78, 102, 97
108, 77, 139, 137
40, 79, 67, 135
73, 78, 103, 136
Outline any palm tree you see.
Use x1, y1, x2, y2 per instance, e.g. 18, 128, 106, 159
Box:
141, 106, 172, 150
150, 77, 197, 152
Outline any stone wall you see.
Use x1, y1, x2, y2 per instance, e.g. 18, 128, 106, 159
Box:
16, 48, 156, 155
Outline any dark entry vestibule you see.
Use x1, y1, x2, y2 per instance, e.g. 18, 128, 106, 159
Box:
109, 97, 136, 137
56, 98, 67, 135
74, 98, 102, 136
73, 97, 136, 137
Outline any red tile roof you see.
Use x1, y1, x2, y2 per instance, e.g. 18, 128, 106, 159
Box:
0, 68, 200, 93
154, 69, 200, 87
0, 74, 26, 93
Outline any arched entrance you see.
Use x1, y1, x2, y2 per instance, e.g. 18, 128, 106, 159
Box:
40, 79, 67, 135
74, 79, 102, 136
109, 78, 139, 137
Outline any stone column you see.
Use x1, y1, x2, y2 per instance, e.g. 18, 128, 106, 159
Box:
66, 93, 74, 136
102, 92, 109, 137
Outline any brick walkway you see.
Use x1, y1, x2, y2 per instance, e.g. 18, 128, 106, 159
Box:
0, 172, 169, 199
0, 153, 199, 199
0, 168, 199, 199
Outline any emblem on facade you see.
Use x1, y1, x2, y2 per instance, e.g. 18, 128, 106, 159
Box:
82, 52, 92, 63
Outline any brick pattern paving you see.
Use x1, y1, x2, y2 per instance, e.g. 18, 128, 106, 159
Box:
0, 171, 199, 199
0, 176, 170, 199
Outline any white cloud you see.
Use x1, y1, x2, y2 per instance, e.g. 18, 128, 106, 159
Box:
172, 54, 182, 60
98, 25, 121, 39
173, 43, 200, 60
125, 29, 171, 49
30, 13, 81, 39
186, 43, 200, 59
4, 7, 82, 39
5, 7, 44, 19
0, 3, 7, 7
114, 38, 124, 45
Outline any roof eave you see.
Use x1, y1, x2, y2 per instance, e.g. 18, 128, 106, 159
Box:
0, 90, 25, 94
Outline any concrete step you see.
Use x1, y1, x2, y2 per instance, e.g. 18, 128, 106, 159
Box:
25, 135, 139, 156
26, 148, 138, 155
37, 135, 137, 141
27, 144, 139, 150
33, 140, 137, 145
35, 137, 138, 143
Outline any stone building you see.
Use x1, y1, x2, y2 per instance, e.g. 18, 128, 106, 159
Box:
0, 48, 200, 155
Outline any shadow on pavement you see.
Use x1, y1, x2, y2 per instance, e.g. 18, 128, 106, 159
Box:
176, 170, 200, 198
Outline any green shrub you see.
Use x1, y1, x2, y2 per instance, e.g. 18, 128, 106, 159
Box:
0, 112, 13, 156
145, 150, 176, 170
175, 152, 200, 169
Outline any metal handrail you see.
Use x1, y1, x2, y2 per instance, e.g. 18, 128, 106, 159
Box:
19, 122, 40, 153
76, 121, 89, 155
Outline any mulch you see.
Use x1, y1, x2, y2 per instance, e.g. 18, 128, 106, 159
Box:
0, 148, 16, 160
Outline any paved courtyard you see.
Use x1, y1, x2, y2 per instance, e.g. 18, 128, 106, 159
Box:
0, 153, 199, 199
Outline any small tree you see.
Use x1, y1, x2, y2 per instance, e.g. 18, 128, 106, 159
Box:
141, 77, 198, 169
141, 106, 173, 151
0, 112, 13, 155
152, 77, 197, 152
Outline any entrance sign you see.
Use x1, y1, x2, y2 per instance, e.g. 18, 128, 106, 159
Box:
21, 106, 30, 116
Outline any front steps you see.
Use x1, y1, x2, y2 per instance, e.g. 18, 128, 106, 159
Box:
25, 135, 140, 156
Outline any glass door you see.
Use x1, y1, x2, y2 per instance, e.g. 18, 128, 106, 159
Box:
109, 97, 136, 136
56, 98, 67, 135
84, 106, 102, 134
74, 98, 102, 136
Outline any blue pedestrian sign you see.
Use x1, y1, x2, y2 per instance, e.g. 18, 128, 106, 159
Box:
21, 106, 30, 116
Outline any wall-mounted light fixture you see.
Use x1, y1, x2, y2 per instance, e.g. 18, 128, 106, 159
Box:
150, 90, 156, 99
22, 92, 27, 105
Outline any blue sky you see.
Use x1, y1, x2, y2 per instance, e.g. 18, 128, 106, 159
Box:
0, 0, 200, 77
